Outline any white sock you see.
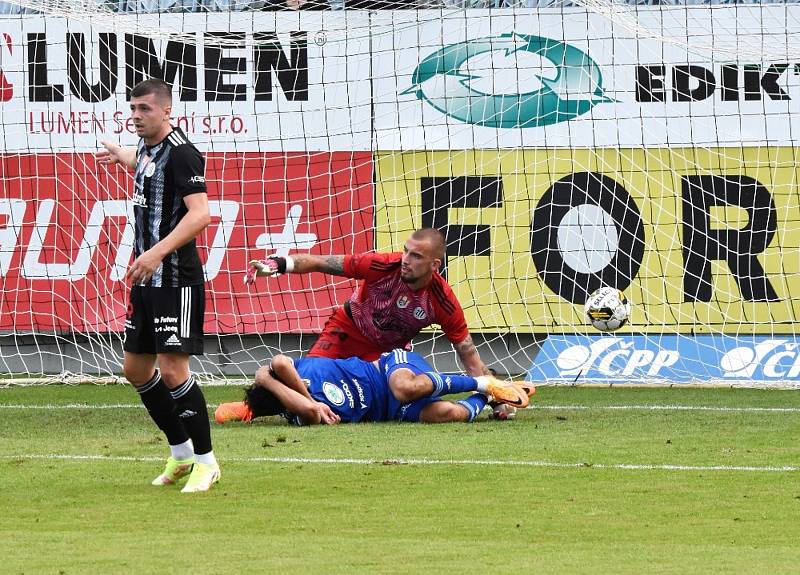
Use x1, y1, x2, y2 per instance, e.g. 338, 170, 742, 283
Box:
195, 450, 217, 466
474, 376, 490, 394
170, 439, 194, 461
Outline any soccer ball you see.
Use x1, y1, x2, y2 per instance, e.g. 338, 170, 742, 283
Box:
585, 286, 631, 332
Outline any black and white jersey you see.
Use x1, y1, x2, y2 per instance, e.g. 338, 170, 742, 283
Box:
131, 127, 206, 287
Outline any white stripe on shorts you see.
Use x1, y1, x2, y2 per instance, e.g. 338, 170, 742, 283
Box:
181, 287, 191, 338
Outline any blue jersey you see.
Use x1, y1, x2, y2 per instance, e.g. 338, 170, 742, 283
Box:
293, 356, 392, 423
287, 351, 441, 425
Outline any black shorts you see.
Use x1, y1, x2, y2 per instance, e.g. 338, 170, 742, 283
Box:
124, 285, 205, 355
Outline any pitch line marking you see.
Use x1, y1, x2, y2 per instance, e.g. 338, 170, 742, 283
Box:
538, 404, 800, 413
0, 453, 796, 473
1, 403, 800, 414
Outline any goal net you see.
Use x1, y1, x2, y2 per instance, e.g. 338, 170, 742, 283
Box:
1, 2, 799, 387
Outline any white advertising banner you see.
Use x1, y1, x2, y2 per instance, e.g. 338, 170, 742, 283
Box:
372, 6, 800, 149
1, 7, 800, 152
0, 12, 373, 152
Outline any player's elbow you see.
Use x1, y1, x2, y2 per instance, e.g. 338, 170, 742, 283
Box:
271, 354, 293, 373
196, 209, 211, 230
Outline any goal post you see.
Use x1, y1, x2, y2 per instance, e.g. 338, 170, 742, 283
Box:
1, 4, 800, 386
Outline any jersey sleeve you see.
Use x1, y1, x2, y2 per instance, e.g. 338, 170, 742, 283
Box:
432, 280, 470, 344
342, 252, 401, 281
170, 145, 207, 198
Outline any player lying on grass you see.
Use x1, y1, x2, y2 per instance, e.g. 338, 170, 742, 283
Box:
216, 350, 534, 426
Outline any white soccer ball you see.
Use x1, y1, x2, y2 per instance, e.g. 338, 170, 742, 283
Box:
585, 286, 631, 332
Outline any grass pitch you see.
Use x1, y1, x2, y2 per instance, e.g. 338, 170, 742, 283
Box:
2, 385, 799, 574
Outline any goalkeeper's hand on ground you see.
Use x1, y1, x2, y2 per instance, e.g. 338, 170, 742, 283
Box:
244, 257, 287, 284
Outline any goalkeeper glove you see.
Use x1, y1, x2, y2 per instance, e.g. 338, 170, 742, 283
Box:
244, 256, 294, 284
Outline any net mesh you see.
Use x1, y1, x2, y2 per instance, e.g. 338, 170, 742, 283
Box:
1, 2, 799, 386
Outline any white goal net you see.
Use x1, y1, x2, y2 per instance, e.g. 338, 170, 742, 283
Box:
1, 2, 800, 387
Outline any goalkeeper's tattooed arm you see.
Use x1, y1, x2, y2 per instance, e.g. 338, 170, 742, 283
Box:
454, 335, 490, 376
287, 254, 346, 275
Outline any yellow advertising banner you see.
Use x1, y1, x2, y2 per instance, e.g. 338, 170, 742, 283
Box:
375, 148, 800, 334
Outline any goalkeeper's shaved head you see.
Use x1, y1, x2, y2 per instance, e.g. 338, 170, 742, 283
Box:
411, 228, 446, 260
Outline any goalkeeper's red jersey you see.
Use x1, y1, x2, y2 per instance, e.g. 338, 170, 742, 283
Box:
307, 252, 469, 360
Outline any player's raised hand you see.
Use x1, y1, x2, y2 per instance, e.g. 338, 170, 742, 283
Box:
244, 257, 286, 284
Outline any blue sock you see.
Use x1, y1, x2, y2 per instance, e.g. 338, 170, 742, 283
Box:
455, 394, 489, 422
424, 372, 478, 397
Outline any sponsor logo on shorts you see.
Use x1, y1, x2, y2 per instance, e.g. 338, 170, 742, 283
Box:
164, 334, 182, 346
322, 381, 345, 406
413, 307, 427, 320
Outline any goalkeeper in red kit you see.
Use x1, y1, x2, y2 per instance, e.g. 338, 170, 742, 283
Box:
215, 228, 515, 423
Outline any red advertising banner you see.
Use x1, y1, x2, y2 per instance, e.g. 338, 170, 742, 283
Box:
0, 152, 374, 334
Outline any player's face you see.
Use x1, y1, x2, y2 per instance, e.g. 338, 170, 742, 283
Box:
401, 237, 441, 287
129, 93, 171, 143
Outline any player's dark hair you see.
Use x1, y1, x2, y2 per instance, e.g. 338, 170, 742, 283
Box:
244, 383, 286, 417
412, 227, 446, 260
130, 78, 172, 104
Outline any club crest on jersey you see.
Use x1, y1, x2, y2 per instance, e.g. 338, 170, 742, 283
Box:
396, 295, 409, 309
144, 162, 156, 178
322, 381, 345, 406
413, 307, 427, 320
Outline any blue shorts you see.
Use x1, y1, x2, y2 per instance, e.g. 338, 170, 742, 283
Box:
379, 349, 441, 422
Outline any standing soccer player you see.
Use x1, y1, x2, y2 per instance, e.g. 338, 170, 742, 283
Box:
96, 78, 220, 492
217, 228, 500, 423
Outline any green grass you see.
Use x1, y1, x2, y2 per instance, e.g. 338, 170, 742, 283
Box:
2, 385, 800, 574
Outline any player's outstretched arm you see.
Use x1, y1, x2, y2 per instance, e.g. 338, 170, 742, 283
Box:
245, 255, 346, 284
96, 140, 137, 169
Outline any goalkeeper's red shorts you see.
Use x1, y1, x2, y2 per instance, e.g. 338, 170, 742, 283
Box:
307, 307, 387, 361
